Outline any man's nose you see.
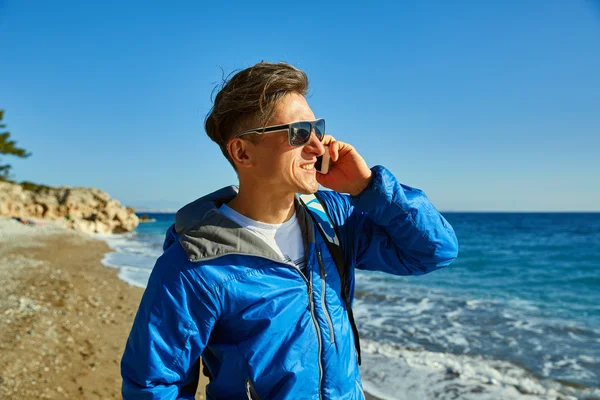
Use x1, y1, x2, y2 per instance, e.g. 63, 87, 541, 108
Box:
304, 132, 325, 156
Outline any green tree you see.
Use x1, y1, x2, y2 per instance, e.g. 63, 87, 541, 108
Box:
0, 109, 31, 180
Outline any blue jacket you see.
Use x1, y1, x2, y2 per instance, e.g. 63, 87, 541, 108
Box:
121, 166, 458, 399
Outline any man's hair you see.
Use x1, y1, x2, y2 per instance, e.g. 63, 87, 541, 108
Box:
205, 61, 309, 169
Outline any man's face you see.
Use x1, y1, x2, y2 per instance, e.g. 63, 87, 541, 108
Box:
248, 92, 326, 195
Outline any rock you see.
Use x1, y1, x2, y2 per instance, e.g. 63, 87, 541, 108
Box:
0, 181, 138, 234
72, 219, 96, 234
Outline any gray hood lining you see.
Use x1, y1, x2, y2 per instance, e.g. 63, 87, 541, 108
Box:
174, 186, 315, 263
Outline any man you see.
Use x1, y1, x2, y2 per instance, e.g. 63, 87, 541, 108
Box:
121, 62, 458, 399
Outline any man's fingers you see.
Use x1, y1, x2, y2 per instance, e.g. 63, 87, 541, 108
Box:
320, 135, 341, 161
320, 135, 358, 163
331, 140, 340, 162
322, 134, 336, 146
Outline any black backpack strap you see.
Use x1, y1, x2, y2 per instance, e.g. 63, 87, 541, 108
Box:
299, 193, 362, 365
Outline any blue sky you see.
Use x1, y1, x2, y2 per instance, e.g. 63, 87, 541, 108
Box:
2, 0, 599, 211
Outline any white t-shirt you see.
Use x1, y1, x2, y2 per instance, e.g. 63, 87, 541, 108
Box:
219, 204, 305, 270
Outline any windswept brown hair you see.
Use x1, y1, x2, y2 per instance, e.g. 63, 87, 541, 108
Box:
204, 61, 309, 169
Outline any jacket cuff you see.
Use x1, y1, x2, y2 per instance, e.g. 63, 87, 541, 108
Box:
350, 165, 409, 215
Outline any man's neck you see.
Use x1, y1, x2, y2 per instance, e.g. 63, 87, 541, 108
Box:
226, 185, 296, 225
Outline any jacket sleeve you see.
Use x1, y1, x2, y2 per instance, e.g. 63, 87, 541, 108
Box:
321, 165, 458, 276
121, 250, 220, 399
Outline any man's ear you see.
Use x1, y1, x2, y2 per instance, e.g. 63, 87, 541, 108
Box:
228, 138, 255, 168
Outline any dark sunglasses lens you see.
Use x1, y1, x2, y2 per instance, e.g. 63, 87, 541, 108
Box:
314, 119, 325, 140
290, 122, 312, 146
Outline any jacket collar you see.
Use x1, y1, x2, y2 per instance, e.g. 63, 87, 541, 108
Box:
169, 186, 315, 263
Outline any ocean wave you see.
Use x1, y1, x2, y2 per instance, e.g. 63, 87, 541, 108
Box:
359, 339, 599, 400
94, 232, 160, 287
353, 276, 600, 391
117, 266, 152, 289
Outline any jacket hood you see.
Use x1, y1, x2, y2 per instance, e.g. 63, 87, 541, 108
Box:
164, 186, 315, 263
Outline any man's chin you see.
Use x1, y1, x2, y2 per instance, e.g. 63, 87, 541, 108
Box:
297, 183, 319, 195
297, 188, 317, 195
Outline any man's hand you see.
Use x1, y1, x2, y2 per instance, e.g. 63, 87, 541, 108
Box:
316, 135, 372, 196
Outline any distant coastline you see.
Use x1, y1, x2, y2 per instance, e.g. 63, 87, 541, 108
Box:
133, 208, 178, 214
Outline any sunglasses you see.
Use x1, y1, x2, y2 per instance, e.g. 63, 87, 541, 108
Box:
234, 118, 325, 147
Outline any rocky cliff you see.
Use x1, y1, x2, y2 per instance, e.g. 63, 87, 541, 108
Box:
0, 181, 139, 234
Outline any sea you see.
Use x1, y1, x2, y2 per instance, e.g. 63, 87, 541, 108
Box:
100, 212, 600, 400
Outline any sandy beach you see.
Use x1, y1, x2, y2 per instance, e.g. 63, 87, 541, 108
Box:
0, 217, 144, 398
0, 218, 206, 399
0, 217, 383, 400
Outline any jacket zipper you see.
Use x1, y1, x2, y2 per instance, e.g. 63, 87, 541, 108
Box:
261, 258, 324, 400
191, 254, 324, 400
317, 252, 335, 343
245, 379, 261, 400
307, 266, 324, 400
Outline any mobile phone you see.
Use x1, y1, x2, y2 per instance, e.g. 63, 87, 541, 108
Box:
315, 146, 330, 174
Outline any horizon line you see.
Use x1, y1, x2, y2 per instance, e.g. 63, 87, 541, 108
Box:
131, 209, 600, 214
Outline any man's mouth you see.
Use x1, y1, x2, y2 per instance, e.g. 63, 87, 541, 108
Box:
300, 163, 315, 171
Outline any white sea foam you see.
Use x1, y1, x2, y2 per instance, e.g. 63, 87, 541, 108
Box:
93, 232, 159, 288
353, 271, 600, 395
579, 355, 597, 363
358, 339, 593, 400
117, 266, 151, 289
